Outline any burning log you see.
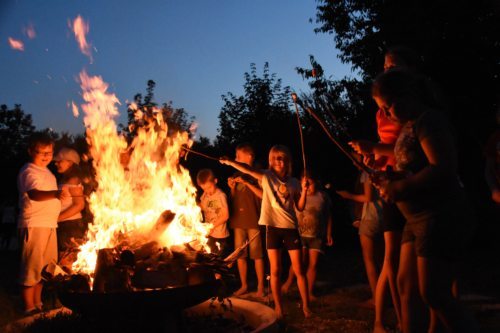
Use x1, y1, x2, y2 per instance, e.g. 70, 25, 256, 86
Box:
93, 248, 132, 292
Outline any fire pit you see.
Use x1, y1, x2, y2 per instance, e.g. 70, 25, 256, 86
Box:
58, 279, 221, 319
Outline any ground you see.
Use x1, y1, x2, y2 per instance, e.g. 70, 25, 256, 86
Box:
1, 222, 500, 332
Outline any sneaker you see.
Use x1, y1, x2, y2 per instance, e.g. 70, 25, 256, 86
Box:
24, 308, 41, 317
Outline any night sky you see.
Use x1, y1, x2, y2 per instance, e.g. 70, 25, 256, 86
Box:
1, 0, 352, 140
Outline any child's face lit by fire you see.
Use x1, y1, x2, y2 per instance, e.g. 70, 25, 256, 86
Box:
29, 144, 54, 168
235, 150, 253, 166
269, 152, 289, 178
199, 178, 217, 196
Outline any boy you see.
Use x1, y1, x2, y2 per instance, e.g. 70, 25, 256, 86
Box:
18, 132, 68, 314
227, 143, 265, 297
197, 168, 230, 257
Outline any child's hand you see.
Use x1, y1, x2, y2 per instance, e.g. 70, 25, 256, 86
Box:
219, 156, 233, 165
301, 177, 310, 192
234, 176, 245, 185
326, 234, 334, 246
336, 190, 350, 199
377, 179, 407, 203
349, 140, 375, 155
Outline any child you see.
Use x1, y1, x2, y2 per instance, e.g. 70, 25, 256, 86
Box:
372, 69, 478, 333
227, 143, 265, 297
220, 145, 311, 319
17, 133, 68, 314
54, 147, 86, 266
196, 168, 230, 257
281, 170, 333, 301
336, 170, 383, 306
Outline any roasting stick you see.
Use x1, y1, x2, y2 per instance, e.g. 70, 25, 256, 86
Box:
291, 93, 308, 177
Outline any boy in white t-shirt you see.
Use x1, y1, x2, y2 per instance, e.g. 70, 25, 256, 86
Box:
17, 133, 69, 315
197, 169, 230, 257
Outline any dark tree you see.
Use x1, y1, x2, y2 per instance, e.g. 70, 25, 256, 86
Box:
121, 80, 195, 140
313, 0, 500, 240
0, 104, 35, 162
215, 63, 297, 164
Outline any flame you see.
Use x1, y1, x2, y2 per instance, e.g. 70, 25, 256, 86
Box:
70, 101, 79, 117
72, 70, 210, 276
71, 15, 93, 62
24, 23, 36, 39
8, 37, 24, 51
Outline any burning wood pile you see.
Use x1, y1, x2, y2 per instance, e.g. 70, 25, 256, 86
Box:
50, 210, 232, 294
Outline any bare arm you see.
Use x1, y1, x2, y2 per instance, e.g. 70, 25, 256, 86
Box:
220, 158, 263, 182
337, 178, 374, 203
295, 178, 309, 211
58, 178, 85, 221
28, 189, 68, 201
383, 131, 457, 201
234, 176, 263, 199
349, 140, 395, 157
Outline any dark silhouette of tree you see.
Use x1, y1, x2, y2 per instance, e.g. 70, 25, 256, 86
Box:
120, 80, 195, 140
215, 63, 297, 163
313, 0, 500, 240
0, 104, 35, 162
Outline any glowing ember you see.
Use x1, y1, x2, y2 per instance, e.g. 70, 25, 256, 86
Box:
70, 101, 79, 117
72, 70, 210, 276
71, 15, 92, 62
8, 37, 24, 51
24, 23, 36, 39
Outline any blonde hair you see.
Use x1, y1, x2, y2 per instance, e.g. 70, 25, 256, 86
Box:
268, 145, 292, 176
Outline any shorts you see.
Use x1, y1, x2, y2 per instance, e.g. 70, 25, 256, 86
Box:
301, 236, 324, 253
234, 228, 263, 259
266, 226, 301, 251
401, 206, 473, 260
19, 227, 58, 286
382, 202, 406, 232
359, 217, 383, 238
57, 219, 87, 252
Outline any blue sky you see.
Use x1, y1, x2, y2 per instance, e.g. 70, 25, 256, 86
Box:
1, 0, 353, 140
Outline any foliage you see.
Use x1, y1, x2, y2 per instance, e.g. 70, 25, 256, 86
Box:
313, 0, 500, 137
215, 63, 297, 161
121, 80, 195, 141
0, 104, 35, 162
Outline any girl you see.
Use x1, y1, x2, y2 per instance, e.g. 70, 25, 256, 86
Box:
54, 147, 86, 266
372, 69, 477, 333
220, 145, 311, 318
281, 170, 333, 301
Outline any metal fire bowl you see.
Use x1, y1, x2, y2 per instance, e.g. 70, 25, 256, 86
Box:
58, 280, 221, 319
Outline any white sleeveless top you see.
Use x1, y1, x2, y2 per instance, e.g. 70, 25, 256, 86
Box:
59, 183, 83, 221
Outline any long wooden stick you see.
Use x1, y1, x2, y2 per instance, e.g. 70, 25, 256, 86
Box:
303, 106, 373, 175
291, 93, 307, 175
181, 146, 219, 161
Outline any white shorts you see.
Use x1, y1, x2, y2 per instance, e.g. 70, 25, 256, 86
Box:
19, 227, 57, 286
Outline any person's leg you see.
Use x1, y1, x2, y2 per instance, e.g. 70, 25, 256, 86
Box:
281, 264, 295, 294
417, 257, 478, 333
397, 241, 420, 333
34, 282, 43, 309
288, 249, 311, 317
374, 231, 402, 332
360, 234, 380, 300
248, 228, 266, 296
235, 259, 248, 296
254, 258, 265, 296
307, 249, 320, 301
22, 285, 36, 312
267, 249, 283, 318
281, 246, 306, 293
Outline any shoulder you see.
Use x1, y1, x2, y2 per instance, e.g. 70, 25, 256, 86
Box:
64, 176, 82, 186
